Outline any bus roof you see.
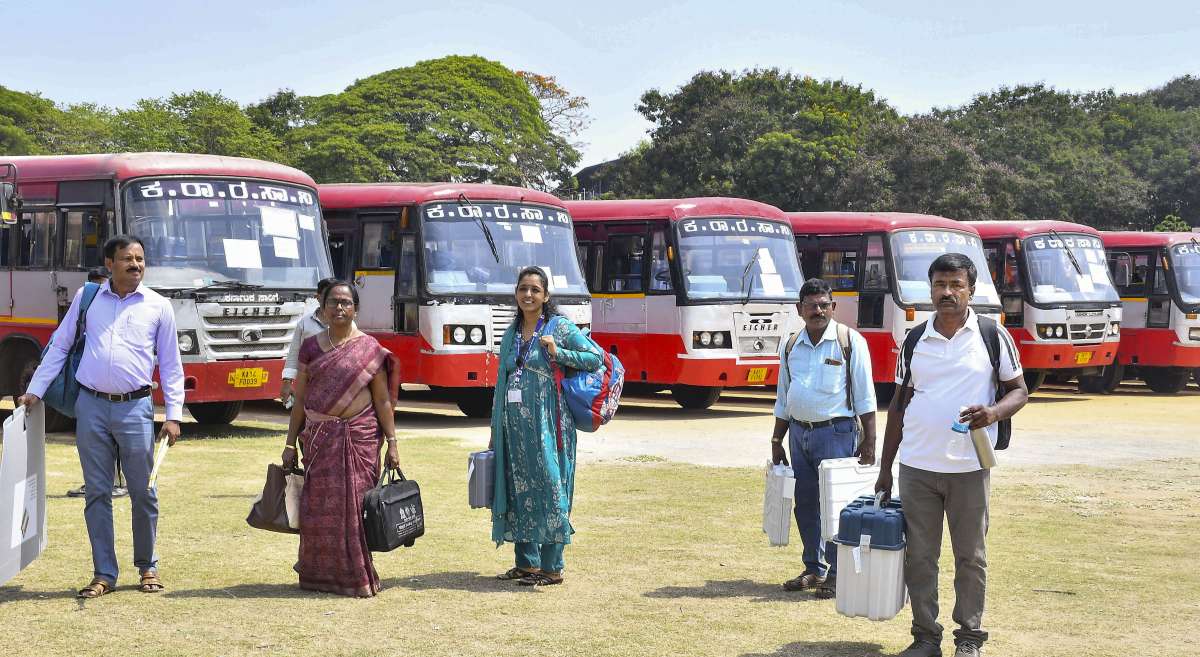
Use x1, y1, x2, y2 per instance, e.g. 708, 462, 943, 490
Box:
969, 220, 1101, 239
786, 212, 978, 235
1101, 231, 1200, 249
318, 183, 565, 210
565, 198, 787, 222
0, 152, 316, 187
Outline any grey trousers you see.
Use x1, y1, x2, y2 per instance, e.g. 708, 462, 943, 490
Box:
899, 463, 990, 646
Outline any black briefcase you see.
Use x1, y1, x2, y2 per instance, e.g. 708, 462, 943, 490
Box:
363, 468, 424, 552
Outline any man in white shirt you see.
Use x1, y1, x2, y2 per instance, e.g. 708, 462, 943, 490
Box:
876, 253, 1028, 657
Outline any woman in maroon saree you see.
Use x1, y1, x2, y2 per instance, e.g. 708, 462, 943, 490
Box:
281, 281, 400, 597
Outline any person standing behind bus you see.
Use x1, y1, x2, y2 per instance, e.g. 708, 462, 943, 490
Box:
490, 266, 603, 586
875, 254, 1027, 657
280, 277, 339, 405
771, 277, 876, 600
19, 235, 184, 599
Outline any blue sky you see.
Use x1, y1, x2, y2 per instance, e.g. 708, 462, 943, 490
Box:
7, 1, 1199, 168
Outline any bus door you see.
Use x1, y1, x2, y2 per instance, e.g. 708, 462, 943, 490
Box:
598, 223, 650, 334
1107, 248, 1169, 330
10, 206, 61, 323
355, 213, 400, 331
392, 213, 418, 335
328, 229, 354, 280
985, 239, 1025, 330
814, 235, 861, 328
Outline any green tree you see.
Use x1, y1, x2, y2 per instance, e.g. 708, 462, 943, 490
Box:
113, 91, 283, 160
0, 86, 61, 154
603, 69, 896, 208
289, 55, 576, 189
1154, 213, 1192, 232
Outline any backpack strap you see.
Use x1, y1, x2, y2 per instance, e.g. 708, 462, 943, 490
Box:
976, 315, 1014, 450
836, 323, 854, 415
779, 330, 801, 384
72, 282, 102, 348
897, 321, 928, 412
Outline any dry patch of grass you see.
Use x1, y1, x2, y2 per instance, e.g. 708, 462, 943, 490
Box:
1, 425, 1196, 657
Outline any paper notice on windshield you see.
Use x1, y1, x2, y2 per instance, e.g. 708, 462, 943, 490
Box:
223, 239, 263, 269
520, 225, 543, 244
273, 236, 299, 260
1091, 267, 1110, 286
761, 274, 786, 296
538, 267, 554, 291
758, 248, 777, 274
298, 214, 316, 231
261, 206, 299, 239
553, 275, 568, 290
1078, 274, 1095, 294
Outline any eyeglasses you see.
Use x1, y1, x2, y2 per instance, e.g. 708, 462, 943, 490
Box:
324, 299, 355, 309
801, 301, 832, 311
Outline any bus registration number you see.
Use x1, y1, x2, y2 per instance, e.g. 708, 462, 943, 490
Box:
747, 367, 768, 384
1074, 352, 1093, 365
228, 368, 269, 388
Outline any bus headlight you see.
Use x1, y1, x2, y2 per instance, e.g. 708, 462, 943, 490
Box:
1055, 325, 1065, 338
177, 330, 199, 355
692, 331, 731, 349
1036, 324, 1067, 339
713, 331, 726, 347
443, 324, 486, 345
1109, 322, 1120, 336
697, 331, 712, 346
1190, 327, 1200, 341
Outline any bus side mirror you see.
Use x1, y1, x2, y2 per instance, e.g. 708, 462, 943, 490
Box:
0, 182, 15, 225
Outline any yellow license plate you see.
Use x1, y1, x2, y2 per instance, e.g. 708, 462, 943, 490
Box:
1074, 351, 1093, 365
228, 367, 269, 388
747, 367, 768, 384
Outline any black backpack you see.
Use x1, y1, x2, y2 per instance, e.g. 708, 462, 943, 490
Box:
898, 315, 1015, 450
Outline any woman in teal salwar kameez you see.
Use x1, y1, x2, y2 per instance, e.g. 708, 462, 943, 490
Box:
490, 266, 603, 586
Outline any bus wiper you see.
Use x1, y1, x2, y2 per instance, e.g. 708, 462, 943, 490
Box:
182, 279, 265, 293
740, 248, 761, 305
459, 193, 500, 263
1047, 229, 1084, 276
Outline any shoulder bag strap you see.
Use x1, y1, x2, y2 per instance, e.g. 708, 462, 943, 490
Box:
72, 282, 101, 349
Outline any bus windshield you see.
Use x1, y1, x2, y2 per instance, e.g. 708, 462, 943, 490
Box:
1170, 241, 1200, 304
124, 178, 332, 290
1024, 234, 1119, 304
422, 201, 588, 296
890, 230, 1000, 306
675, 217, 803, 301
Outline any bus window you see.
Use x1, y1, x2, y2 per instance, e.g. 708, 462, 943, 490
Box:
584, 243, 604, 291
1152, 256, 1169, 295
18, 210, 55, 268
862, 235, 888, 291
397, 234, 417, 297
604, 234, 646, 292
821, 250, 858, 291
361, 221, 396, 269
648, 229, 673, 292
0, 225, 11, 265
64, 210, 104, 269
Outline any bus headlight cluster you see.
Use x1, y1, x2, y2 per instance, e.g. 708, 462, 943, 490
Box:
444, 324, 486, 345
1036, 324, 1066, 339
693, 331, 732, 349
1190, 327, 1200, 341
1109, 322, 1121, 336
177, 329, 199, 355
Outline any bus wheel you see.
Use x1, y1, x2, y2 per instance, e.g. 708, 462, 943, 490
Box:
670, 385, 722, 410
1079, 362, 1123, 394
1023, 371, 1047, 393
1142, 367, 1190, 394
455, 389, 494, 418
16, 353, 74, 432
186, 401, 244, 425
873, 383, 896, 406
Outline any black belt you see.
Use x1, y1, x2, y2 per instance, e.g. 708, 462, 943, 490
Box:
793, 416, 852, 430
81, 385, 152, 403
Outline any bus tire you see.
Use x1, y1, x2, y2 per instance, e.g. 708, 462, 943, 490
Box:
670, 385, 722, 410
186, 401, 244, 425
455, 388, 494, 418
1142, 367, 1190, 394
1079, 362, 1123, 394
1023, 371, 1047, 393
17, 355, 74, 433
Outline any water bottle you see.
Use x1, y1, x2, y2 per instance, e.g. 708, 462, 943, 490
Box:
953, 406, 997, 469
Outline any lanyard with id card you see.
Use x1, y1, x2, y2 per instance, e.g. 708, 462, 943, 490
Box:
508, 317, 545, 403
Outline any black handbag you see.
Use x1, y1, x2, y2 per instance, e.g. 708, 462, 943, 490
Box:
363, 468, 424, 552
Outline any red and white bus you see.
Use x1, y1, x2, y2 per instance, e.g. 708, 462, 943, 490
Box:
567, 198, 804, 409
787, 212, 1001, 396
319, 183, 592, 417
1093, 231, 1200, 393
0, 153, 333, 428
971, 221, 1122, 391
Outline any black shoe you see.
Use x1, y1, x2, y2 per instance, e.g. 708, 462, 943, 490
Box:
111, 486, 129, 498
67, 484, 87, 498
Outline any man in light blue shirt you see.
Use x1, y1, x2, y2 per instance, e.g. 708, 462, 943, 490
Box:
20, 235, 184, 599
771, 278, 876, 599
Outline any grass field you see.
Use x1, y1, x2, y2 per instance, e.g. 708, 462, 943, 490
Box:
1, 421, 1196, 657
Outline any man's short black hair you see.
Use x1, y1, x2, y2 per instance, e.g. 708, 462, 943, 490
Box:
317, 277, 339, 297
799, 277, 834, 301
321, 279, 359, 308
103, 235, 146, 260
928, 253, 977, 287
86, 266, 109, 283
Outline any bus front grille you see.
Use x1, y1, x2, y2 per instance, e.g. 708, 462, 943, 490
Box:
491, 305, 517, 352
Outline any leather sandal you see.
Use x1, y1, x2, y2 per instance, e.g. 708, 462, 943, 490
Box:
783, 571, 825, 591
139, 571, 165, 593
518, 571, 563, 587
496, 567, 534, 581
77, 578, 114, 599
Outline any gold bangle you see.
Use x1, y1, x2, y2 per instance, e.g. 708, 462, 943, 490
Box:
771, 437, 784, 445
385, 436, 397, 443
283, 444, 297, 451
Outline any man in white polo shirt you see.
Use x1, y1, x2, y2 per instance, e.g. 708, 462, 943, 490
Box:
875, 253, 1028, 657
